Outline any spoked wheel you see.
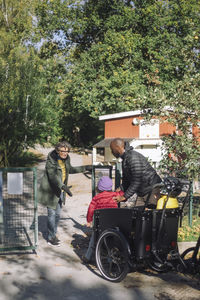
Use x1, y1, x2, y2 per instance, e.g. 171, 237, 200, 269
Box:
181, 247, 200, 274
148, 253, 171, 273
95, 229, 130, 282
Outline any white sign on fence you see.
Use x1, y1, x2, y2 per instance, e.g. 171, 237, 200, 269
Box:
7, 172, 23, 195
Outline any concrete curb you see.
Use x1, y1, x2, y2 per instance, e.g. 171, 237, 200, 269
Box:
178, 241, 196, 253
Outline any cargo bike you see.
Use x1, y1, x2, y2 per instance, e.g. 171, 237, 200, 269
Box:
92, 177, 193, 282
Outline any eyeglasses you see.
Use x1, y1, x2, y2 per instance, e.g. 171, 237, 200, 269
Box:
58, 150, 69, 153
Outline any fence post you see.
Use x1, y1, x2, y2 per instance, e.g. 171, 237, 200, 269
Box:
189, 184, 193, 227
0, 172, 3, 243
33, 167, 38, 248
115, 162, 122, 190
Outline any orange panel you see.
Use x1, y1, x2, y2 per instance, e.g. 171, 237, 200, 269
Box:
193, 126, 200, 142
159, 122, 176, 136
104, 116, 200, 142
105, 117, 139, 138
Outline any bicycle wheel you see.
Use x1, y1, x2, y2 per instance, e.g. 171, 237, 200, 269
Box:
95, 229, 130, 282
181, 247, 200, 274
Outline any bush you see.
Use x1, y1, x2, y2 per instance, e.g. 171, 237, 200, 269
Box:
178, 216, 200, 242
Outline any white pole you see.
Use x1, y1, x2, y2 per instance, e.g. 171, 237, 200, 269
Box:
92, 147, 97, 165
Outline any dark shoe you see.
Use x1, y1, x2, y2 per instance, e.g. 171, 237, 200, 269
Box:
82, 255, 91, 264
48, 237, 60, 247
55, 236, 61, 244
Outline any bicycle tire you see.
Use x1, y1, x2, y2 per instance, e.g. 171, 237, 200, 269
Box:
181, 247, 200, 274
95, 229, 130, 282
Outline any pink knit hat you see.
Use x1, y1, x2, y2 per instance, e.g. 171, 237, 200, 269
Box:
97, 176, 113, 191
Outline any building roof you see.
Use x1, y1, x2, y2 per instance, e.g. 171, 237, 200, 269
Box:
99, 110, 143, 121
93, 138, 133, 148
98, 106, 176, 121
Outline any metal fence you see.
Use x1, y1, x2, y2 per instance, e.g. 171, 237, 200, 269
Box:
0, 167, 37, 253
92, 165, 113, 197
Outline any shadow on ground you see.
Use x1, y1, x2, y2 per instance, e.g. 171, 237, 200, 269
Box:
71, 232, 103, 279
11, 273, 114, 300
38, 215, 48, 241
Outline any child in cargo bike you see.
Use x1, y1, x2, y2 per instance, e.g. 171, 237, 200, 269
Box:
83, 176, 124, 263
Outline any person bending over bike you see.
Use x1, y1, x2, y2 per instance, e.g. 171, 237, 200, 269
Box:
110, 138, 162, 207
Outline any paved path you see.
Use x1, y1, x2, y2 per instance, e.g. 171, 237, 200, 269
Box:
0, 147, 199, 300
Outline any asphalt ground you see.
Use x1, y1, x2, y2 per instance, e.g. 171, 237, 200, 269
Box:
0, 146, 199, 300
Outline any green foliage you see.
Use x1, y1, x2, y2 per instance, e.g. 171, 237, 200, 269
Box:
61, 0, 199, 115
55, 0, 200, 150
1, 0, 200, 161
9, 150, 44, 167
139, 72, 200, 179
0, 0, 62, 166
159, 133, 200, 179
35, 0, 78, 51
178, 216, 200, 242
63, 30, 145, 118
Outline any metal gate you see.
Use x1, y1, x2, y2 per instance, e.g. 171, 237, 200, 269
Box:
92, 164, 123, 197
0, 167, 38, 253
92, 165, 113, 197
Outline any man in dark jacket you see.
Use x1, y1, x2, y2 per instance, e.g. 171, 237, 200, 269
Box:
110, 138, 162, 206
38, 141, 91, 246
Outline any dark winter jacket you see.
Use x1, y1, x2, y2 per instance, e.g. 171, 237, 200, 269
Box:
121, 143, 161, 199
38, 150, 91, 209
86, 190, 124, 223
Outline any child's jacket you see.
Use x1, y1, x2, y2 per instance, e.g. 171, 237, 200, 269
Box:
87, 190, 124, 223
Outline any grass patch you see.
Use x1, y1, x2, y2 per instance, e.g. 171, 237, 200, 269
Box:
178, 215, 200, 242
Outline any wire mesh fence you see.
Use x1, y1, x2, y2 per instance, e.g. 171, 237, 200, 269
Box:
0, 167, 37, 253
92, 165, 113, 197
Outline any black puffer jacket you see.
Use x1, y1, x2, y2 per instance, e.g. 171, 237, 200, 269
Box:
121, 143, 161, 199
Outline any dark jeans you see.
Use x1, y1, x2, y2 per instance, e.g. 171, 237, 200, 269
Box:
85, 231, 95, 261
47, 200, 62, 241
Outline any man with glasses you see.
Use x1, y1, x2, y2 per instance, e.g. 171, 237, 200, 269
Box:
38, 141, 91, 246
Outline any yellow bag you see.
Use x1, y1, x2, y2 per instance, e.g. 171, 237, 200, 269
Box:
156, 195, 179, 209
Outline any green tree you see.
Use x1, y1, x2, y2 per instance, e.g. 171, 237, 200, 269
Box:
32, 0, 200, 161
0, 0, 61, 166
140, 72, 200, 180
134, 0, 200, 179
59, 0, 199, 149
